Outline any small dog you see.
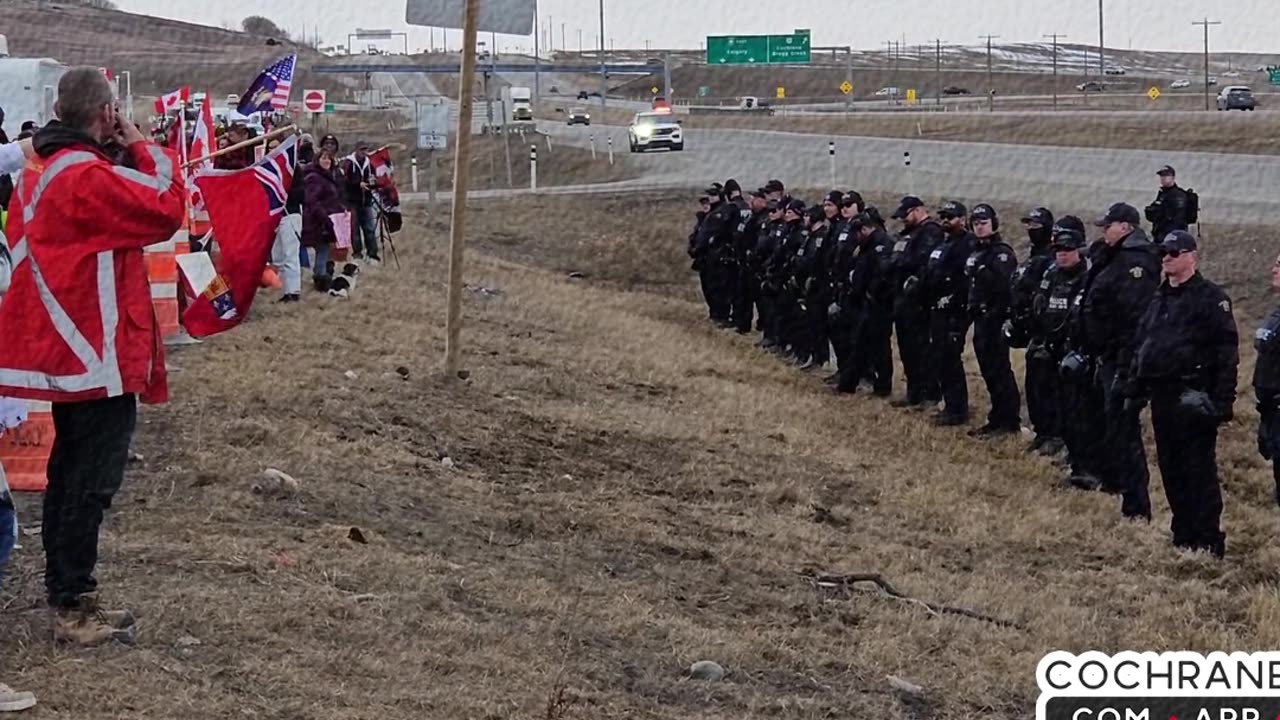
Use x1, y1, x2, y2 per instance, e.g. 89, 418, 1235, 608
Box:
328, 262, 361, 299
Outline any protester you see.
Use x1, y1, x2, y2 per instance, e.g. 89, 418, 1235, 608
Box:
267, 137, 303, 303
298, 133, 316, 165
303, 149, 345, 292
0, 67, 185, 645
214, 122, 254, 169
342, 140, 381, 264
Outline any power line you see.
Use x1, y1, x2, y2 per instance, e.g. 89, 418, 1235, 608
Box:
1043, 33, 1067, 109
1192, 17, 1222, 111
979, 34, 1000, 111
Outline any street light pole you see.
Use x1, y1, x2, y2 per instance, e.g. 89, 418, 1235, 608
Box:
933, 38, 944, 105
1193, 17, 1222, 111
1098, 0, 1105, 76
598, 0, 607, 109
1043, 33, 1066, 109
980, 34, 1000, 111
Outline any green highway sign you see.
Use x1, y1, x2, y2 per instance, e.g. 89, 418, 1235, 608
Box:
698, 85, 710, 97
324, 103, 336, 113
706, 32, 811, 65
1269, 66, 1280, 86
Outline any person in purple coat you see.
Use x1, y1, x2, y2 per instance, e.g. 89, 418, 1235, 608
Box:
302, 150, 347, 292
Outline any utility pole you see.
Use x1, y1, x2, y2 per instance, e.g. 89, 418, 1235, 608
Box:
980, 34, 1000, 111
598, 0, 607, 109
1043, 33, 1066, 109
533, 0, 540, 104
885, 40, 897, 103
578, 29, 583, 55
933, 38, 945, 105
1193, 17, 1221, 111
1098, 0, 1105, 76
561, 24, 566, 56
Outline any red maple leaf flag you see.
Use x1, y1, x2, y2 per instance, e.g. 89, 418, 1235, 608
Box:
179, 135, 297, 338
154, 86, 191, 115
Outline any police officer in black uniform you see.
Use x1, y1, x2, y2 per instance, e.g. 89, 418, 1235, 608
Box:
1009, 207, 1060, 452
826, 191, 865, 385
732, 188, 770, 335
1128, 230, 1237, 558
925, 200, 974, 425
688, 193, 713, 317
1144, 165, 1191, 243
754, 199, 788, 351
965, 204, 1022, 436
766, 199, 809, 361
1252, 251, 1280, 507
839, 208, 895, 396
691, 182, 739, 326
887, 196, 944, 408
793, 204, 835, 370
1079, 202, 1161, 519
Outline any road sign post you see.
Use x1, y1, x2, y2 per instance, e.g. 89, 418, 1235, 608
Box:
607, 135, 613, 165
904, 151, 913, 193
411, 155, 419, 193
839, 80, 852, 95
303, 89, 327, 114
906, 88, 917, 105
530, 144, 538, 192
827, 141, 835, 188
776, 86, 785, 99
1147, 86, 1161, 101
589, 133, 596, 159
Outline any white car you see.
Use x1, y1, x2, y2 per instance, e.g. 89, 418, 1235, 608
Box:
628, 110, 683, 153
1170, 79, 1191, 89
875, 86, 900, 97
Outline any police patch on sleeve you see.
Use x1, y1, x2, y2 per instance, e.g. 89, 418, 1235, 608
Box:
1129, 267, 1144, 278
893, 240, 908, 253
1220, 299, 1232, 313
998, 253, 1009, 262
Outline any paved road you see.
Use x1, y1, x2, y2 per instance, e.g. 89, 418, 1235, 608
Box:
525, 120, 1280, 223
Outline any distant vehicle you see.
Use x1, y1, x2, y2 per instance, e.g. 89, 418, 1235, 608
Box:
567, 107, 591, 125
508, 86, 533, 121
1207, 77, 1219, 86
1104, 66, 1126, 75
875, 86, 900, 97
577, 90, 589, 100
1170, 79, 1191, 89
588, 90, 602, 98
0, 58, 68, 129
651, 96, 671, 112
646, 57, 662, 65
942, 85, 971, 95
1076, 81, 1105, 92
1223, 71, 1241, 78
628, 109, 683, 153
226, 93, 240, 107
1217, 86, 1256, 111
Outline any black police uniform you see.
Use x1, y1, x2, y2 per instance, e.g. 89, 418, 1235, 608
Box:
693, 196, 741, 325
766, 214, 809, 358
1130, 270, 1237, 557
732, 202, 769, 334
841, 221, 895, 395
965, 224, 1022, 432
888, 217, 945, 406
687, 208, 711, 313
924, 223, 974, 422
1144, 184, 1191, 242
1253, 304, 1280, 506
755, 215, 789, 347
1011, 223, 1057, 444
1078, 223, 1160, 518
792, 213, 833, 367
827, 215, 859, 375
1037, 250, 1101, 481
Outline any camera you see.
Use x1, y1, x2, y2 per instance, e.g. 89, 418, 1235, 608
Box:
1059, 351, 1092, 379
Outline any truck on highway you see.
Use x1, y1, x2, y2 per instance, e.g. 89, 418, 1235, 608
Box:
509, 86, 533, 122
0, 56, 68, 130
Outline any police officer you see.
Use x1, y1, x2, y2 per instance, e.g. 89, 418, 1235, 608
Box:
1010, 207, 1060, 452
965, 204, 1022, 436
690, 182, 737, 326
1080, 202, 1161, 519
1038, 217, 1105, 488
732, 188, 770, 335
754, 199, 789, 351
1144, 165, 1191, 242
766, 199, 809, 361
887, 196, 944, 409
838, 208, 895, 396
687, 193, 713, 317
1128, 230, 1237, 558
827, 191, 864, 384
1252, 251, 1280, 507
925, 200, 974, 425
792, 204, 835, 370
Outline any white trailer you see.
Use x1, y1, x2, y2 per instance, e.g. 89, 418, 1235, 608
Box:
0, 57, 69, 131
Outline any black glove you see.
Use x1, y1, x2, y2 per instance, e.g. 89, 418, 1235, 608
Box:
1178, 388, 1218, 420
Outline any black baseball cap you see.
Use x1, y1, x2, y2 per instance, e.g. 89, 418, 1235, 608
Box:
785, 198, 806, 215
1160, 230, 1198, 253
1021, 207, 1054, 226
970, 203, 997, 222
824, 190, 844, 206
764, 179, 785, 193
1051, 229, 1085, 250
1094, 202, 1141, 227
839, 190, 864, 209
938, 200, 968, 219
807, 206, 827, 223
1053, 214, 1086, 234
891, 195, 924, 220
1157, 165, 1176, 177
702, 182, 725, 197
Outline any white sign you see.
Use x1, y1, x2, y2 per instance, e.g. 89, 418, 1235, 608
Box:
303, 89, 327, 113
416, 100, 450, 150
405, 0, 535, 34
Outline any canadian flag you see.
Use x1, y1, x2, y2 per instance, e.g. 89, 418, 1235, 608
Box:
154, 86, 191, 114
186, 98, 215, 211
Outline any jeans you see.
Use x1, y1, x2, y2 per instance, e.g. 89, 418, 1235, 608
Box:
44, 395, 137, 608
312, 244, 330, 280
352, 206, 379, 260
271, 214, 302, 295
1, 465, 15, 588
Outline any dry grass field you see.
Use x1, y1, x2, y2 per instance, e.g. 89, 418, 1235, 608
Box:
4, 189, 1280, 719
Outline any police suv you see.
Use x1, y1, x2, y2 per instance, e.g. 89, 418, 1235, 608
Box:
627, 109, 683, 153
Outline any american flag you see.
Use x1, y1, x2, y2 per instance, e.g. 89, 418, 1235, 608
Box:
236, 54, 296, 115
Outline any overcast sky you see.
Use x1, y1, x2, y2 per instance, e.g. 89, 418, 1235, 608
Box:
115, 0, 1279, 54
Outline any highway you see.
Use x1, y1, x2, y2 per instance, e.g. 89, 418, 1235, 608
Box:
518, 119, 1280, 223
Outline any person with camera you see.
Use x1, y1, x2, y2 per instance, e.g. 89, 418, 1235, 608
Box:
1078, 202, 1161, 519
1253, 252, 1280, 508
1126, 230, 1237, 558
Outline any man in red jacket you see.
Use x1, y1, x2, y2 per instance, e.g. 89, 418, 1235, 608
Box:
0, 67, 185, 646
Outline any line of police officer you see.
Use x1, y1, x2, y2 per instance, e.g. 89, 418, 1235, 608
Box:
686, 167, 1280, 560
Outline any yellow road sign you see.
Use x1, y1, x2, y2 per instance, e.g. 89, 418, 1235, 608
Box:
776, 86, 786, 99
1147, 86, 1161, 100
839, 80, 852, 95
906, 88, 917, 104
651, 86, 659, 94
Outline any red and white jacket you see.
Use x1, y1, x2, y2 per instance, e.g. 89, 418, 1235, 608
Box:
0, 129, 186, 404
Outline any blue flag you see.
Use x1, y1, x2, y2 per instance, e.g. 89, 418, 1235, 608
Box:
237, 54, 296, 115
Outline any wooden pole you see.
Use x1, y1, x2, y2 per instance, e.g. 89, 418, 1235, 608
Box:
182, 125, 298, 169
444, 0, 480, 377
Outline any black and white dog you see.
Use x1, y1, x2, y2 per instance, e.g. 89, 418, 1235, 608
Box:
326, 262, 361, 299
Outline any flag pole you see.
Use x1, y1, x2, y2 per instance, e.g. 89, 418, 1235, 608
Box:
182, 125, 299, 169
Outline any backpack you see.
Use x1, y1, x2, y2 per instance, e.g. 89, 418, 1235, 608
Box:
1185, 187, 1200, 225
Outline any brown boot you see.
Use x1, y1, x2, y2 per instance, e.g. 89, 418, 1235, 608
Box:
78, 595, 138, 630
51, 597, 137, 647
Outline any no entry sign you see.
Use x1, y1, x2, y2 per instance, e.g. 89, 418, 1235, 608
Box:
303, 89, 327, 113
